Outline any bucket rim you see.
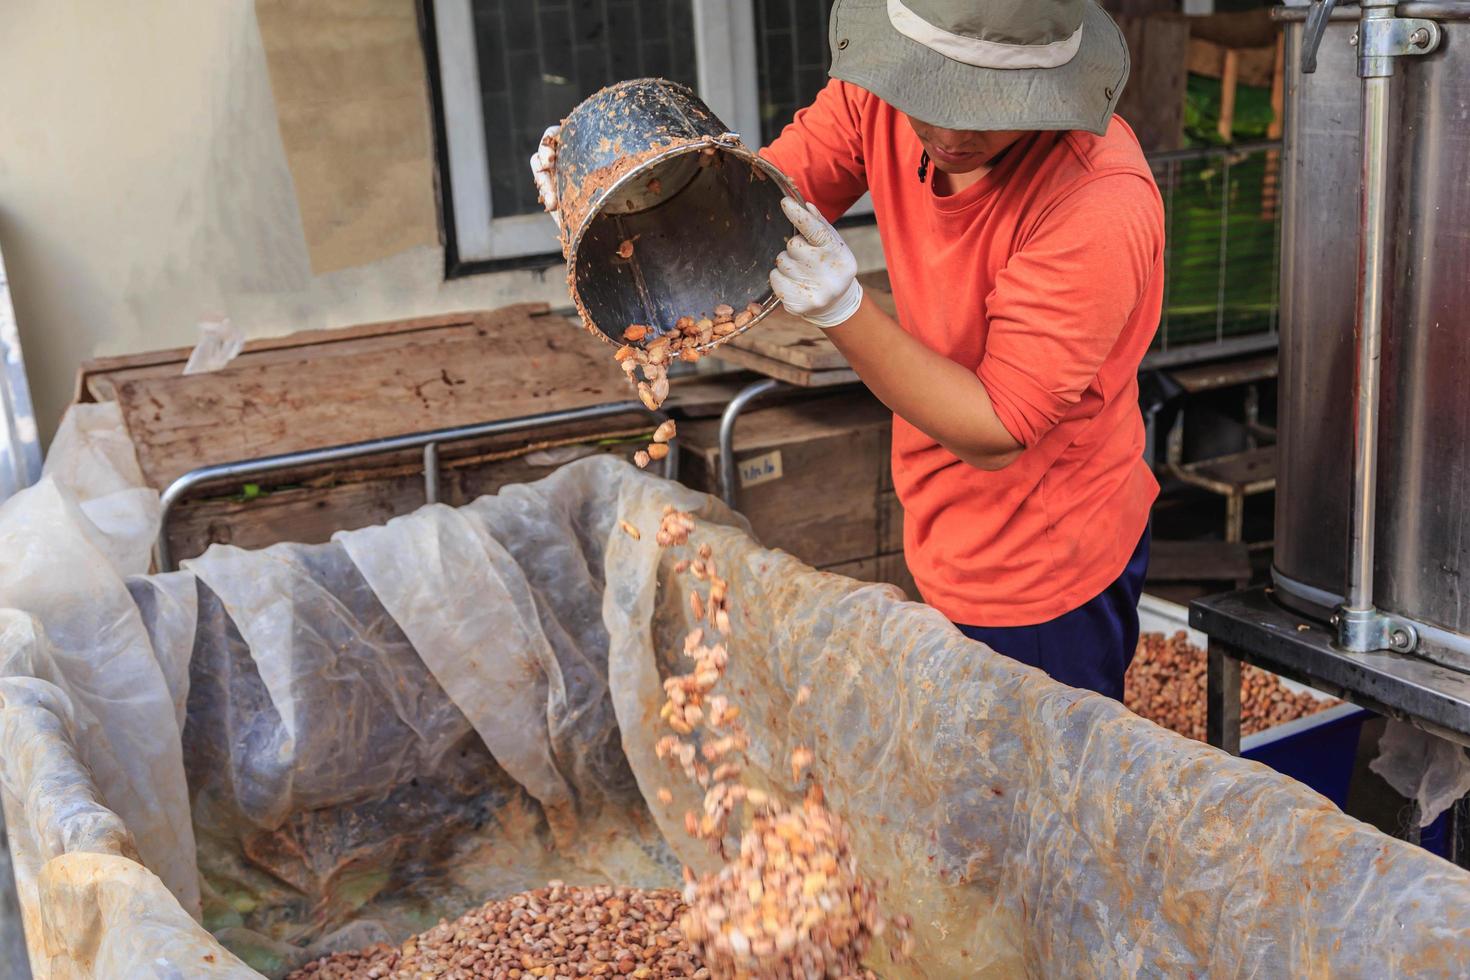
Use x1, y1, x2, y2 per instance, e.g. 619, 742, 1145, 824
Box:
564, 135, 804, 353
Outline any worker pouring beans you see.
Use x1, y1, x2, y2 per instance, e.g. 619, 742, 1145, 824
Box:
532, 0, 1162, 701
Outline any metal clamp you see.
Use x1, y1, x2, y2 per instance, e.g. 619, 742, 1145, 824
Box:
1357, 11, 1442, 77
1301, 0, 1443, 75
1334, 605, 1420, 654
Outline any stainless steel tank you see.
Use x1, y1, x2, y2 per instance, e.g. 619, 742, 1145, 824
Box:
1274, 3, 1470, 670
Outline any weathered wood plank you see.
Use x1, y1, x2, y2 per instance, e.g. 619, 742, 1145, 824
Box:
77, 308, 543, 403
1188, 37, 1277, 89
1186, 9, 1278, 51
112, 309, 633, 487
715, 272, 897, 375
879, 490, 904, 554
723, 308, 853, 370
711, 345, 859, 388
1115, 14, 1190, 153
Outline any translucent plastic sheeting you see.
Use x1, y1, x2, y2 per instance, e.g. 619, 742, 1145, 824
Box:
0, 402, 197, 930
1371, 720, 1470, 827
3, 452, 1470, 978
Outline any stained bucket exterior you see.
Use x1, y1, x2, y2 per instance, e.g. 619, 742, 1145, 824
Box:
554, 79, 800, 350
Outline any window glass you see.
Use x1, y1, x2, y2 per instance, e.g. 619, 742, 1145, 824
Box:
471, 0, 698, 218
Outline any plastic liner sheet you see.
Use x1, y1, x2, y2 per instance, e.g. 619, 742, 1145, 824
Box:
3, 449, 1470, 978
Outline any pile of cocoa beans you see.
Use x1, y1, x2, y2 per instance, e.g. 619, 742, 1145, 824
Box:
615, 303, 762, 468
1126, 631, 1338, 741
286, 883, 705, 979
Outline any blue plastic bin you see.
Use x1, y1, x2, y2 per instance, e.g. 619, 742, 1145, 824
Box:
1139, 596, 1375, 817
1241, 703, 1371, 809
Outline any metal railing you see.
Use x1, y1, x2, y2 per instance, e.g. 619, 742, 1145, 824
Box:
153, 402, 679, 572
1143, 139, 1283, 369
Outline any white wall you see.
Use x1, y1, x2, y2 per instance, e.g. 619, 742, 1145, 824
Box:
0, 0, 883, 444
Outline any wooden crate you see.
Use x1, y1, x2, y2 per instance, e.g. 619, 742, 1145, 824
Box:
74, 304, 681, 564
677, 390, 898, 569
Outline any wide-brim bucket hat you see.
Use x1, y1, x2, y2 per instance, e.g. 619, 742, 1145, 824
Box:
828, 0, 1129, 136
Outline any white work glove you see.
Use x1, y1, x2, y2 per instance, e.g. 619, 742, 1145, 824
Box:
529, 124, 562, 228
769, 197, 863, 329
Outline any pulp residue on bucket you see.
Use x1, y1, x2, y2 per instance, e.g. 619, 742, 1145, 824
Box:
551, 77, 799, 356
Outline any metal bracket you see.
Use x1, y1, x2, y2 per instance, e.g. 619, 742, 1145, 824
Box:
1357, 15, 1442, 76
1301, 0, 1443, 75
1334, 605, 1419, 654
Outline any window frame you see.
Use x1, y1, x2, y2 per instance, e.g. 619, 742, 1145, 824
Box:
427, 0, 869, 277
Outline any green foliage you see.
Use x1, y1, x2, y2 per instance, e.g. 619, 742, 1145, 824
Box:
1183, 73, 1275, 146
1155, 145, 1280, 349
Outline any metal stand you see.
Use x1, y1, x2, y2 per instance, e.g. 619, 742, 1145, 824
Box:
716, 377, 783, 507
1206, 638, 1242, 755
155, 401, 677, 572
1195, 587, 1470, 867
1299, 0, 1440, 654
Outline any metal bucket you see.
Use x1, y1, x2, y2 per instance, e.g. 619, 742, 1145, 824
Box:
554, 78, 799, 351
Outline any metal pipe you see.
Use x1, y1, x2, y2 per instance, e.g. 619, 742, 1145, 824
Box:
1206, 639, 1243, 756
1275, 3, 1470, 23
423, 442, 440, 504
1344, 62, 1393, 618
154, 401, 648, 572
718, 377, 782, 507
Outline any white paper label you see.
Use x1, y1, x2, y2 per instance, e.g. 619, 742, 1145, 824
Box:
738, 450, 783, 488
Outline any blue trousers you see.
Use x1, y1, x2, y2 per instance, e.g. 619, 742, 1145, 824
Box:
955, 526, 1150, 701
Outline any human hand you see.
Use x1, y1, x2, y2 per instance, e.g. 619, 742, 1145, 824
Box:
768, 197, 862, 329
529, 124, 562, 228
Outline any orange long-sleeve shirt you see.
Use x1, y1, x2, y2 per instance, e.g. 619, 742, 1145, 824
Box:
761, 80, 1163, 626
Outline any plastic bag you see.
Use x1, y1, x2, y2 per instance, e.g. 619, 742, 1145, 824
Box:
1370, 720, 1470, 827
183, 316, 244, 376
3, 455, 1470, 978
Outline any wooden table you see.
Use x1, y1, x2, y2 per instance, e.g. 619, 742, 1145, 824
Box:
709, 272, 894, 504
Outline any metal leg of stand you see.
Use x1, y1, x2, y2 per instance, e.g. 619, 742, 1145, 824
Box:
659, 437, 679, 481
1448, 795, 1470, 870
1207, 638, 1243, 756
423, 442, 440, 504
718, 378, 783, 508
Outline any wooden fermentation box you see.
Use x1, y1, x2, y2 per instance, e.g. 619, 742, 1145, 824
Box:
676, 389, 918, 601
74, 305, 665, 564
